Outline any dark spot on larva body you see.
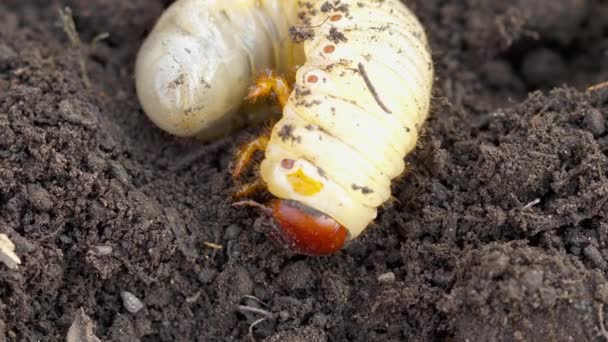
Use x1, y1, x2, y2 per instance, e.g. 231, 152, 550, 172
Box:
405, 126, 411, 133
352, 184, 373, 194
302, 1, 313, 9
317, 167, 328, 179
326, 93, 358, 106
296, 2, 318, 26
219, 9, 229, 21
294, 85, 312, 97
278, 125, 301, 143
184, 105, 204, 115
321, 2, 332, 12
305, 124, 315, 130
167, 73, 185, 89
296, 99, 322, 108
289, 26, 315, 43
327, 27, 347, 44
321, 1, 349, 14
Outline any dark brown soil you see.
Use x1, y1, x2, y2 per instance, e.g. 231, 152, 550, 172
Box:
2, 0, 608, 341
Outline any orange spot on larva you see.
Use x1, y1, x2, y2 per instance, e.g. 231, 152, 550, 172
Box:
307, 75, 318, 83
323, 45, 335, 53
330, 14, 342, 21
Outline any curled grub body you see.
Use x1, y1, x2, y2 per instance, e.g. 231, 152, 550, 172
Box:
136, 0, 434, 254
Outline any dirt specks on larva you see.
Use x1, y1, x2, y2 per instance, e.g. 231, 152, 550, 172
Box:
277, 124, 301, 143
327, 27, 347, 44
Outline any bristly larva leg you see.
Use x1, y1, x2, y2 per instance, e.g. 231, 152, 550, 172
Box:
244, 69, 292, 108
233, 178, 267, 199
232, 135, 270, 178
232, 67, 296, 196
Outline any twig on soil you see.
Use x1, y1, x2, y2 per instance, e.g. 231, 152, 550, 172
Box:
202, 241, 223, 250
239, 296, 274, 341
57, 7, 109, 89
522, 198, 541, 210
236, 305, 274, 319
58, 7, 90, 88
242, 295, 269, 307
248, 317, 268, 342
587, 81, 608, 93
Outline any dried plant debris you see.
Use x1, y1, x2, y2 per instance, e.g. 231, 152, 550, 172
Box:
0, 234, 21, 269
66, 308, 101, 342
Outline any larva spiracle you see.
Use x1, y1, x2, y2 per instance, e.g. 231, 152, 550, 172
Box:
135, 0, 434, 255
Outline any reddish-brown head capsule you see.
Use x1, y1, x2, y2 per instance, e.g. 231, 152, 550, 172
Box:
269, 200, 348, 255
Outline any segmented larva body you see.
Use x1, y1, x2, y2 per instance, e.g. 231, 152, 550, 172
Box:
136, 0, 433, 254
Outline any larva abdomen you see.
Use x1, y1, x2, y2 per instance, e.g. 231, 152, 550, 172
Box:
260, 0, 433, 240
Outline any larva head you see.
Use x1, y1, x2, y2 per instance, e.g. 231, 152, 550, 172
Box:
269, 200, 348, 256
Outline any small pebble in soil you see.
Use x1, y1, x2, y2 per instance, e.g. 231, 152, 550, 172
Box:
27, 184, 53, 212
198, 268, 216, 284
85, 154, 106, 173
87, 245, 113, 256
223, 224, 242, 239
108, 162, 130, 185
583, 245, 608, 270
377, 272, 396, 283
120, 291, 145, 313
583, 108, 605, 137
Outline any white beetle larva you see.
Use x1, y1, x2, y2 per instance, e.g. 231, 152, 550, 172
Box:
136, 0, 434, 255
